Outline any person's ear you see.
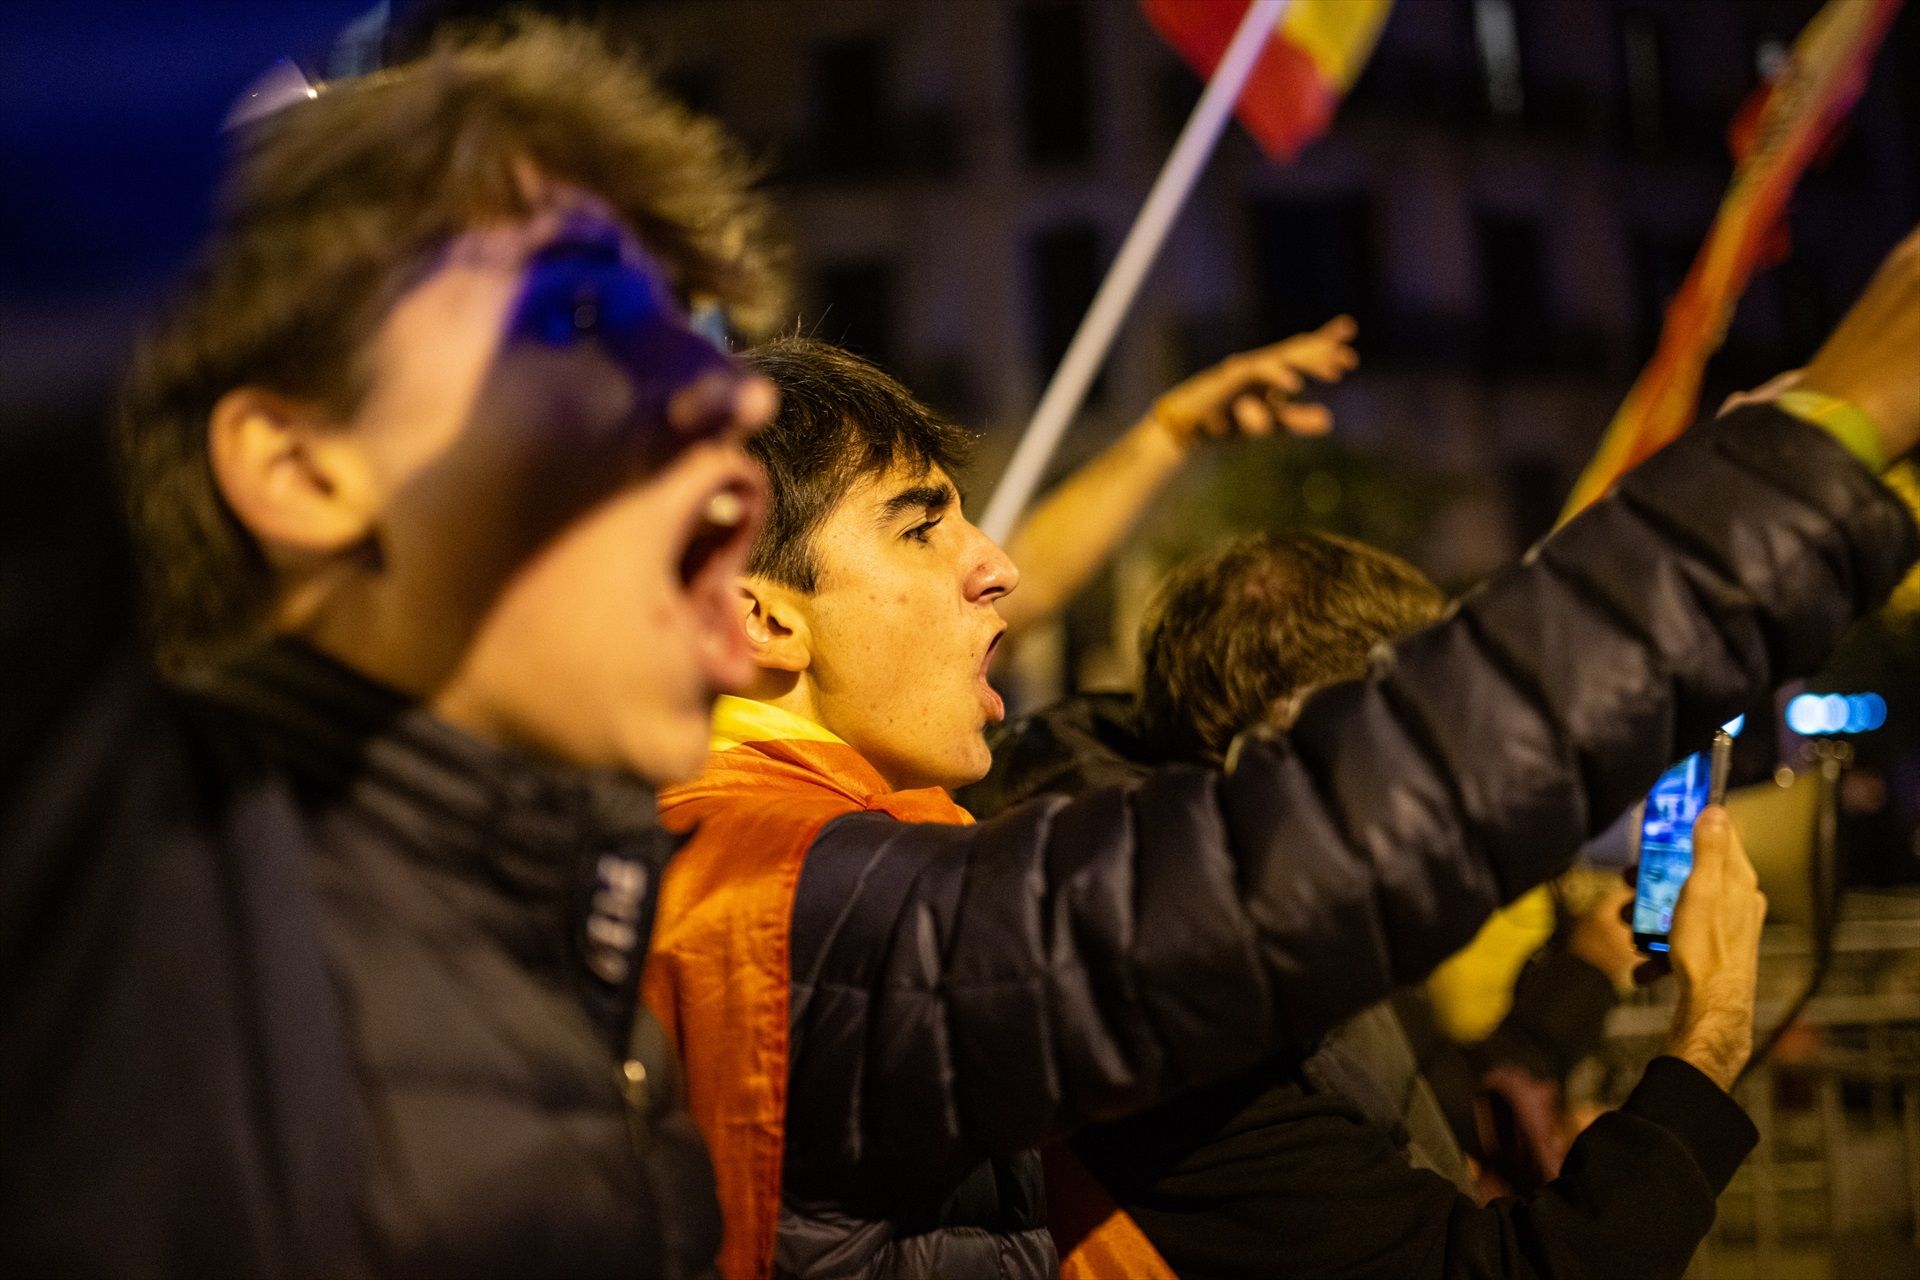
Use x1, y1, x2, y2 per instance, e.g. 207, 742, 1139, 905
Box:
207, 388, 379, 564
738, 577, 812, 674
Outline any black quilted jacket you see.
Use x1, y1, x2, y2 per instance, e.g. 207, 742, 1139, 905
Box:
0, 448, 718, 1276
775, 406, 1917, 1278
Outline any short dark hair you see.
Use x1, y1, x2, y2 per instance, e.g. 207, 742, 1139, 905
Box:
1138, 530, 1446, 763
119, 17, 784, 673
742, 339, 974, 592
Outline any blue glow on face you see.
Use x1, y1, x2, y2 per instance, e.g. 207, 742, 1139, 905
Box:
501, 216, 740, 444
511, 234, 673, 349
1786, 692, 1887, 735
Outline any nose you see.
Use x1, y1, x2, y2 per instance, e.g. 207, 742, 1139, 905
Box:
964, 525, 1019, 606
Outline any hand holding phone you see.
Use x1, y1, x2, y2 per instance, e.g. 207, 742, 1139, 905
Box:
1632, 728, 1735, 954
1659, 804, 1769, 1090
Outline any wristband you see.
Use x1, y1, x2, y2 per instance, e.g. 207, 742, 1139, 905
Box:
1777, 389, 1888, 473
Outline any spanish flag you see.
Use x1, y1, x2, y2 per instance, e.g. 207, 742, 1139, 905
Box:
1144, 0, 1393, 161
1559, 0, 1904, 522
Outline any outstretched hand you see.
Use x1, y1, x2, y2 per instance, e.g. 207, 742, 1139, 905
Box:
1149, 315, 1358, 445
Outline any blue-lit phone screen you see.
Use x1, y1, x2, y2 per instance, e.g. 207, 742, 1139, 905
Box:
1632, 752, 1713, 951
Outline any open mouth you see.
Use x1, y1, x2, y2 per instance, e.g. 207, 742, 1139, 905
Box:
677, 471, 764, 590
978, 627, 1007, 723
674, 465, 767, 693
980, 626, 1005, 676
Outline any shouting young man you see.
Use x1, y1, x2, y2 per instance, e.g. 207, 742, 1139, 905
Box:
646, 223, 1920, 1280
3, 22, 780, 1279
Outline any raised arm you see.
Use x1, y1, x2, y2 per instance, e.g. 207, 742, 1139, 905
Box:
995, 317, 1356, 637
1080, 808, 1769, 1280
1081, 1050, 1753, 1280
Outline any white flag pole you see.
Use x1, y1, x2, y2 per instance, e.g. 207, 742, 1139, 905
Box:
979, 0, 1290, 543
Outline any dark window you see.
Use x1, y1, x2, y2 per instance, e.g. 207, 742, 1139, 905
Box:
814, 260, 898, 369
905, 356, 979, 424
1503, 457, 1565, 549
1028, 221, 1106, 404
1630, 230, 1694, 363
1247, 196, 1378, 339
1774, 249, 1832, 367
1475, 212, 1552, 372
1019, 1, 1095, 166
811, 37, 889, 176
1154, 49, 1202, 145
1617, 10, 1668, 157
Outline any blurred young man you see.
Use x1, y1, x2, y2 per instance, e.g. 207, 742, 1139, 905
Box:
2, 23, 781, 1278
968, 530, 1764, 1279
646, 225, 1920, 1280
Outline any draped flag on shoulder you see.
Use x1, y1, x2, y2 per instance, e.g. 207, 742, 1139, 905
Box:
1559, 0, 1904, 523
1143, 0, 1393, 161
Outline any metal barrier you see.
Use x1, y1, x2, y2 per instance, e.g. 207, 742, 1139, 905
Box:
1588, 896, 1920, 1278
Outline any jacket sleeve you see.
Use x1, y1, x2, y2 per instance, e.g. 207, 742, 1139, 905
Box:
1082, 1055, 1753, 1280
784, 406, 1916, 1197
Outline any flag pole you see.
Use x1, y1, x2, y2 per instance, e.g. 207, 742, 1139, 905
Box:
979, 0, 1290, 543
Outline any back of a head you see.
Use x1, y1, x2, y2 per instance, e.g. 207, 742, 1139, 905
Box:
1138, 530, 1446, 763
742, 338, 973, 592
119, 16, 784, 674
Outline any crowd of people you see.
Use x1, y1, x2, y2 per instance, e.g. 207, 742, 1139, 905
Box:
5, 18, 1920, 1280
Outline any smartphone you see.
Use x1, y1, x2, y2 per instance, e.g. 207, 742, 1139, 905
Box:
1631, 729, 1735, 953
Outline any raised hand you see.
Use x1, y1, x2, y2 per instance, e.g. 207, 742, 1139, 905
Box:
1149, 315, 1358, 444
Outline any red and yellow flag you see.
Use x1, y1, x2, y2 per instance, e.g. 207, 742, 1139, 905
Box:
1144, 0, 1393, 161
1560, 0, 1904, 522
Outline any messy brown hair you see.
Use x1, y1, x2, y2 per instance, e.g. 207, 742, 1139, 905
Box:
119, 17, 785, 673
741, 339, 975, 594
1138, 530, 1447, 763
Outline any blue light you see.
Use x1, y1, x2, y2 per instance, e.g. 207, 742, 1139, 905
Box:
1722, 715, 1745, 737
1786, 695, 1823, 735
1786, 692, 1888, 736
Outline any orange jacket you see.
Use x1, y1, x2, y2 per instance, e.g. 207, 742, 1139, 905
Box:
645, 697, 1169, 1280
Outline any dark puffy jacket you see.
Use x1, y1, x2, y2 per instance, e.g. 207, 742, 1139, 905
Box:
0, 443, 718, 1277
959, 690, 1153, 815
965, 698, 1765, 1278
776, 407, 1915, 1275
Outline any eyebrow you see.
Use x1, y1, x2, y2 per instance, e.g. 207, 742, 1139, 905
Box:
876, 482, 957, 526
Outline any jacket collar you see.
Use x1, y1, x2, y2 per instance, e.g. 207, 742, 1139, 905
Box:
708, 694, 846, 754
700, 695, 899, 804
687, 696, 972, 828
192, 638, 671, 907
